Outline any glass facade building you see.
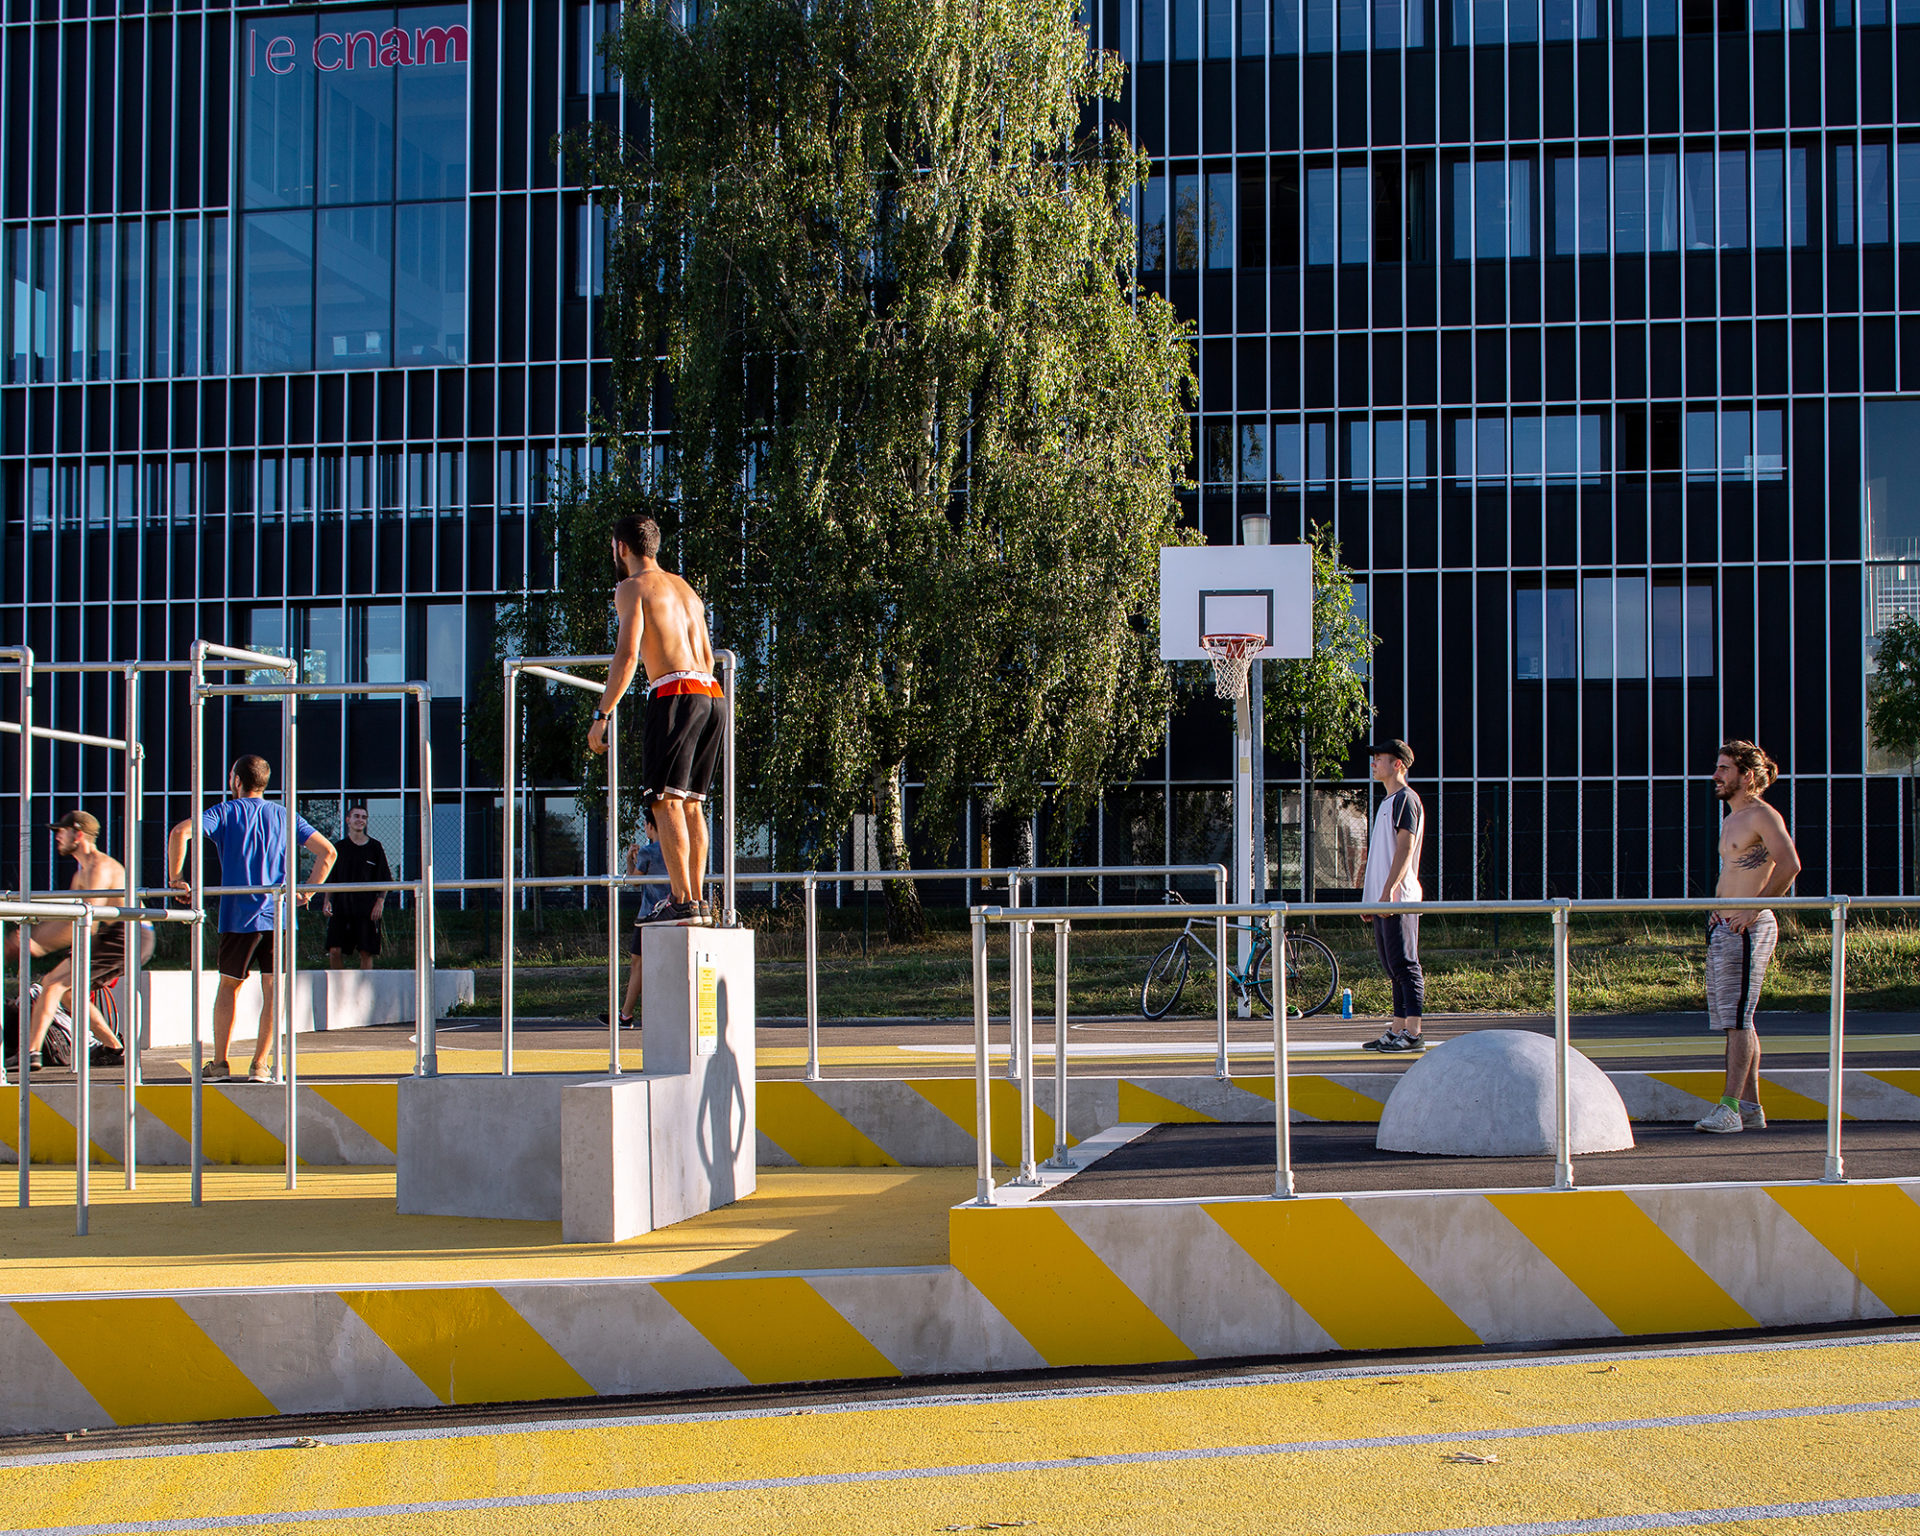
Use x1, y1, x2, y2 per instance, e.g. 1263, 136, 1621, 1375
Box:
2, 0, 1917, 899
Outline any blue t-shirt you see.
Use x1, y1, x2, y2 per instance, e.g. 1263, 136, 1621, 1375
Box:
202, 798, 318, 934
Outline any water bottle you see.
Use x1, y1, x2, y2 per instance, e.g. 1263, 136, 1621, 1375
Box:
1340, 987, 1352, 1019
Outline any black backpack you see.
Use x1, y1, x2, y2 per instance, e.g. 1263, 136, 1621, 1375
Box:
3, 985, 74, 1068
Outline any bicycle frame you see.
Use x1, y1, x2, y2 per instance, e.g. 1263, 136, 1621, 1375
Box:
1179, 914, 1270, 1000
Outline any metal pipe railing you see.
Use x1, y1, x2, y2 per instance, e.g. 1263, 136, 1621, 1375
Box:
966, 892, 1920, 1207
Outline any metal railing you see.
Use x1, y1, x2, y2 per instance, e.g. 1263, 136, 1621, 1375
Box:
967, 893, 1920, 1206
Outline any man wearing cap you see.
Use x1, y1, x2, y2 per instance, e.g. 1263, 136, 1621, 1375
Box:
3, 811, 130, 1071
1358, 739, 1427, 1053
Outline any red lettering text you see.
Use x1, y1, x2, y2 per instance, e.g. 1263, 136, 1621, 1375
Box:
313, 32, 343, 70
266, 36, 297, 74
413, 24, 469, 64
378, 27, 415, 66
345, 30, 380, 68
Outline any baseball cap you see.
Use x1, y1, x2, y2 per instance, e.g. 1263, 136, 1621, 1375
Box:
1366, 739, 1415, 768
49, 810, 100, 838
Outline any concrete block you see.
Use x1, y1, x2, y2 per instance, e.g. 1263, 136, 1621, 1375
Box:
1376, 1029, 1634, 1156
397, 1074, 576, 1220
136, 969, 473, 1050
562, 1077, 654, 1243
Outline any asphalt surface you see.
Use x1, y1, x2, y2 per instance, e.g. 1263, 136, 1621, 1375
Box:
1040, 1121, 1920, 1199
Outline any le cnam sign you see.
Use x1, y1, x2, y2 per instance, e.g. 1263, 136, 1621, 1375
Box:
247, 21, 468, 75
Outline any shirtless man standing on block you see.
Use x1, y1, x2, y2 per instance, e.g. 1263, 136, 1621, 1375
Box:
1694, 739, 1802, 1135
588, 513, 722, 927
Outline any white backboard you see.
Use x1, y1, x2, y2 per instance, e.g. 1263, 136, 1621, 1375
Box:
1158, 544, 1314, 661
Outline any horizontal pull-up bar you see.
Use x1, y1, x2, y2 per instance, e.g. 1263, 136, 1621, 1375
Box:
192, 641, 297, 672
0, 720, 137, 753
196, 681, 432, 701
0, 898, 93, 921
511, 654, 615, 668
516, 665, 607, 694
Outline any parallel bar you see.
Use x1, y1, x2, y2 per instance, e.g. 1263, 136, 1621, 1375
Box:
282, 688, 299, 1189
188, 643, 206, 1205
803, 877, 821, 1081
607, 703, 621, 1075
1552, 901, 1574, 1192
970, 911, 992, 1206
1045, 920, 1072, 1170
1214, 866, 1231, 1080
196, 682, 426, 699
1272, 904, 1294, 1197
122, 667, 141, 1192
1012, 921, 1039, 1186
1825, 897, 1849, 1182
501, 664, 517, 1078
415, 686, 439, 1079
8, 645, 31, 1199
72, 913, 92, 1236
0, 720, 133, 751
517, 665, 607, 695
719, 649, 737, 922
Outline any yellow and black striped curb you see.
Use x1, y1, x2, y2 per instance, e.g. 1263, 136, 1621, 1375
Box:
5, 1069, 1916, 1167
2, 1178, 1915, 1434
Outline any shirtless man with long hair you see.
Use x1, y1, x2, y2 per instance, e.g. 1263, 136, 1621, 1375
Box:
1694, 740, 1802, 1134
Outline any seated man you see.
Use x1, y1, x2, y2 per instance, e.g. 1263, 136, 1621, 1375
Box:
3, 811, 128, 1072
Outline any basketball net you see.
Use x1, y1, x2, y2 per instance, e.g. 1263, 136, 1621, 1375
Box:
1201, 633, 1266, 700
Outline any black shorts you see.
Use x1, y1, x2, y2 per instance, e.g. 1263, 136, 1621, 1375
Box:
642, 691, 724, 809
82, 921, 127, 989
217, 930, 275, 979
326, 912, 383, 956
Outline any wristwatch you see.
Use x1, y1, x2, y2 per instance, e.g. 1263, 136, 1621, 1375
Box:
592, 708, 610, 722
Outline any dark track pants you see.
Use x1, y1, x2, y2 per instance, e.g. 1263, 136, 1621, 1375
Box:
1374, 913, 1424, 1020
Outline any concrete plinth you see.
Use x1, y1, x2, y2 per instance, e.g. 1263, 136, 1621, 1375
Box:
1375, 1029, 1634, 1156
397, 925, 754, 1238
138, 969, 473, 1049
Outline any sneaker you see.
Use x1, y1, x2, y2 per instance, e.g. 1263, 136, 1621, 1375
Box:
596, 1011, 636, 1029
1379, 1032, 1427, 1052
637, 900, 683, 925
1694, 1102, 1744, 1134
201, 1060, 232, 1082
1742, 1102, 1767, 1131
4, 1050, 41, 1073
1360, 1030, 1401, 1052
247, 1063, 274, 1084
697, 900, 716, 925
89, 1045, 126, 1068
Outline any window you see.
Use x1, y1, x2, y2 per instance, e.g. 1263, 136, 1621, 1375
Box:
1552, 157, 1609, 255
1515, 583, 1579, 680
1684, 151, 1716, 249
1206, 173, 1235, 269
1341, 0, 1369, 44
1174, 0, 1201, 55
1141, 176, 1167, 272
1652, 582, 1714, 678
1340, 166, 1370, 262
1307, 167, 1337, 264
1275, 0, 1302, 48
1307, 0, 1336, 47
305, 606, 345, 685
1205, 420, 1236, 485
1866, 400, 1920, 561
1208, 0, 1235, 53
1143, 0, 1167, 58
238, 7, 469, 372
1837, 145, 1856, 244
1862, 144, 1891, 244
358, 604, 407, 684
1174, 175, 1202, 271
1718, 150, 1747, 247
425, 603, 465, 700
1239, 424, 1269, 483
1583, 576, 1648, 680
1900, 144, 1920, 244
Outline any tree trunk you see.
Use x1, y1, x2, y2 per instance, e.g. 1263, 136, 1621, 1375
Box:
875, 762, 927, 942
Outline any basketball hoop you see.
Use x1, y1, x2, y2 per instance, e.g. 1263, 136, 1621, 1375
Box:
1201, 633, 1266, 700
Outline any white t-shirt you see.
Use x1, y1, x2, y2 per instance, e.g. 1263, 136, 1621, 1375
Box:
1363, 785, 1425, 904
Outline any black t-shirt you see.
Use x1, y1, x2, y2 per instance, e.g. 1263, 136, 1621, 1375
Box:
331, 836, 393, 918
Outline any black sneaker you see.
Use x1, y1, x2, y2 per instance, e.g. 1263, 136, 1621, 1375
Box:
4, 1050, 41, 1073
1379, 1032, 1427, 1052
596, 1011, 636, 1028
89, 1044, 126, 1068
637, 900, 683, 925
1360, 1030, 1400, 1052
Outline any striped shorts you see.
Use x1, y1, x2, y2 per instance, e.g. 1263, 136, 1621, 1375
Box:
1705, 911, 1778, 1032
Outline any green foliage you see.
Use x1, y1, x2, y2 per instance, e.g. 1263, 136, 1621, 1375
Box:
569, 0, 1197, 884
1259, 525, 1376, 780
1868, 612, 1920, 769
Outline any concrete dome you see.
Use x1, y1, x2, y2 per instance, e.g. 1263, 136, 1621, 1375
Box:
1375, 1029, 1634, 1157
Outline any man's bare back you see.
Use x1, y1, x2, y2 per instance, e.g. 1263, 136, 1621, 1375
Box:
616, 566, 714, 685
70, 846, 126, 906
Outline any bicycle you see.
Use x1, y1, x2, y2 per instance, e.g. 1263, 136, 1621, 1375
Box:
1140, 891, 1340, 1021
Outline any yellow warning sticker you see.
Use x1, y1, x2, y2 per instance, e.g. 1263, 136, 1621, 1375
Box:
696, 957, 718, 1054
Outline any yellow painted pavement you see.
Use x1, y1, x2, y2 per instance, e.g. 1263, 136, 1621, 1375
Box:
3, 1339, 1918, 1534
0, 1166, 968, 1295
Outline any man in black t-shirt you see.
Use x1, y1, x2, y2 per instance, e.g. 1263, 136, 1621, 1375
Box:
323, 805, 393, 970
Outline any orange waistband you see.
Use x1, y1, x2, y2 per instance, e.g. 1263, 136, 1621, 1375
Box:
648, 676, 724, 699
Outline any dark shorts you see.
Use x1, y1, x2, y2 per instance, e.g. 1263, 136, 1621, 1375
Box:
642, 692, 724, 809
326, 912, 383, 956
217, 930, 275, 980
82, 921, 127, 989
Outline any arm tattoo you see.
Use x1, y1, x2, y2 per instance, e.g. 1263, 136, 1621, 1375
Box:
1733, 846, 1770, 871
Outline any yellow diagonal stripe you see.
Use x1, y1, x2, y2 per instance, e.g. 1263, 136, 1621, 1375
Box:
1241, 1074, 1389, 1123
908, 1077, 1061, 1166
311, 1084, 400, 1153
0, 1088, 116, 1165
1649, 1072, 1837, 1121
1117, 1081, 1217, 1123
1489, 1190, 1757, 1335
137, 1085, 284, 1165
950, 1206, 1196, 1367
654, 1275, 899, 1385
1768, 1183, 1920, 1316
341, 1287, 594, 1406
1206, 1199, 1479, 1349
1866, 1068, 1920, 1098
756, 1083, 898, 1166
11, 1297, 277, 1425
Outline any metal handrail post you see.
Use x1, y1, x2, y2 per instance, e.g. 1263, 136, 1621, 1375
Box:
1271, 905, 1295, 1196
1012, 919, 1040, 1186
73, 912, 92, 1236
188, 642, 206, 1206
415, 685, 438, 1078
501, 662, 517, 1077
121, 667, 141, 1191
10, 646, 31, 1204
803, 876, 821, 1081
282, 688, 299, 1189
970, 909, 993, 1205
1215, 865, 1231, 1080
1004, 868, 1022, 1081
1824, 896, 1849, 1182
607, 701, 621, 1075
1044, 919, 1072, 1169
720, 650, 737, 923
1552, 899, 1574, 1191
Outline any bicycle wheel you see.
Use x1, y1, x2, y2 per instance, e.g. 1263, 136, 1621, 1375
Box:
1141, 937, 1190, 1019
1280, 933, 1339, 1019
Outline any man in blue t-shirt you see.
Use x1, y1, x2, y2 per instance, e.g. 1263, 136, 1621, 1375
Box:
166, 754, 337, 1083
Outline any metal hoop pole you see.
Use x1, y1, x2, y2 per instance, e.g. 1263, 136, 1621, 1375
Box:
1552, 901, 1574, 1191
282, 689, 299, 1189
1045, 920, 1072, 1169
607, 704, 621, 1075
803, 876, 821, 1081
720, 651, 736, 922
1824, 897, 1848, 1183
1273, 907, 1295, 1197
73, 913, 92, 1236
189, 643, 205, 1206
501, 663, 517, 1077
122, 668, 141, 1191
13, 647, 32, 1205
970, 909, 993, 1206
1004, 873, 1022, 1081
416, 685, 438, 1078
1013, 919, 1039, 1186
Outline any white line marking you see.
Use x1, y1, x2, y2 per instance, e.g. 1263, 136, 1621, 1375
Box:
8, 1399, 1920, 1532
901, 1040, 1373, 1057
1392, 1499, 1920, 1535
